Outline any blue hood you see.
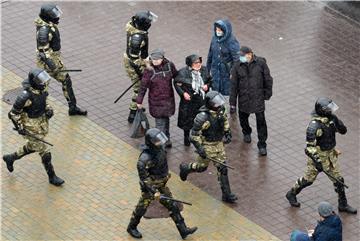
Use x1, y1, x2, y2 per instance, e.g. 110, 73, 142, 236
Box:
213, 19, 233, 43
321, 214, 342, 229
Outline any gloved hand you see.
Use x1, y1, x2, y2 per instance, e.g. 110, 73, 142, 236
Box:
224, 131, 232, 144
39, 53, 57, 72
45, 109, 54, 119
197, 147, 207, 159
17, 127, 26, 136
313, 156, 323, 172
230, 105, 236, 114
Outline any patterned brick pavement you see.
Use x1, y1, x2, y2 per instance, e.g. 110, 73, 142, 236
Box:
1, 67, 280, 240
1, 1, 359, 240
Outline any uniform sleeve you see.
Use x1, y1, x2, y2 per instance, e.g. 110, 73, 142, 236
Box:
190, 112, 209, 148
140, 35, 149, 59
262, 59, 273, 100
229, 64, 239, 107
305, 120, 321, 155
223, 111, 230, 132
137, 152, 152, 181
332, 115, 347, 135
9, 90, 31, 127
37, 26, 52, 57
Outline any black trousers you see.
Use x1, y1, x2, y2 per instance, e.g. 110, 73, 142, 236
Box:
238, 111, 268, 148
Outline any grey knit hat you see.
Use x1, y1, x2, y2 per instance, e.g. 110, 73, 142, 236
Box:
150, 48, 165, 60
318, 201, 333, 217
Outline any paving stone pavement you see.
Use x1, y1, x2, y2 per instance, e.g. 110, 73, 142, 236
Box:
1, 1, 359, 241
1, 67, 280, 240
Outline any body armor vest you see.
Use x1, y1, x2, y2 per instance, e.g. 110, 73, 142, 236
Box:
202, 113, 225, 142
23, 91, 48, 118
144, 149, 168, 179
37, 25, 61, 51
316, 120, 337, 151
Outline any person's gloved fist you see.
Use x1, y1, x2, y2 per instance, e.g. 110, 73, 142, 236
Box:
224, 131, 232, 144
230, 105, 236, 114
45, 109, 54, 119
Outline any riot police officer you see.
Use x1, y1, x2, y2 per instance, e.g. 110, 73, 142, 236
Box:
286, 97, 356, 214
2, 68, 64, 186
123, 11, 157, 123
179, 91, 238, 203
35, 3, 87, 116
127, 128, 197, 239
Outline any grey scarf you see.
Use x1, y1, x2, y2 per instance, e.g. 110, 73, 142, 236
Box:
191, 70, 205, 99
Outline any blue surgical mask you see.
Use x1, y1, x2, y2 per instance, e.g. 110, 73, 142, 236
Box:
239, 56, 247, 63
216, 31, 224, 37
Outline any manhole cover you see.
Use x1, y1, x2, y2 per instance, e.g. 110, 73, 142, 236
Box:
2, 87, 23, 105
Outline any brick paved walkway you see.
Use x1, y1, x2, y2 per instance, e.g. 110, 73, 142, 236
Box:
1, 67, 280, 240
1, 1, 359, 241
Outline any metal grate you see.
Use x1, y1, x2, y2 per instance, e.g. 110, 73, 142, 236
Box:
2, 87, 23, 105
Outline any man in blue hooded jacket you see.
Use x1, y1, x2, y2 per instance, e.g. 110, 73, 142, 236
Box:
206, 19, 240, 96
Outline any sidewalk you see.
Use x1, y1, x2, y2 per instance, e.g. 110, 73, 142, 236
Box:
1, 67, 280, 240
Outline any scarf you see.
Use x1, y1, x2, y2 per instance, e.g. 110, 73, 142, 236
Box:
191, 70, 205, 99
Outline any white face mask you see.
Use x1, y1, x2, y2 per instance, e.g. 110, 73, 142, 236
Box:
216, 31, 224, 37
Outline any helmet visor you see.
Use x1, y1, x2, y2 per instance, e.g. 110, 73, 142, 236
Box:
211, 94, 226, 108
50, 6, 63, 18
327, 101, 339, 114
152, 132, 168, 147
148, 11, 158, 22
35, 70, 51, 86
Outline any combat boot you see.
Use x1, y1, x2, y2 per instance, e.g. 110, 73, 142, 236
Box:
69, 106, 87, 116
41, 152, 64, 186
170, 207, 197, 239
127, 207, 146, 238
179, 163, 192, 181
3, 146, 35, 172
3, 153, 19, 172
128, 109, 137, 123
335, 179, 357, 214
286, 189, 300, 207
218, 167, 238, 203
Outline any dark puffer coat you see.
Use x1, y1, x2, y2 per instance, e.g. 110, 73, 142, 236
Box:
312, 214, 342, 241
229, 55, 273, 113
206, 19, 240, 96
174, 65, 212, 130
136, 58, 177, 118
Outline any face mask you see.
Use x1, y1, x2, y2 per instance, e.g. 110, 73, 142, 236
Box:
216, 31, 224, 37
239, 56, 247, 63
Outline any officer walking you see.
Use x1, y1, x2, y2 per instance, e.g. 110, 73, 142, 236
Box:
179, 91, 237, 203
35, 3, 87, 116
124, 11, 157, 123
127, 128, 197, 239
286, 97, 356, 214
2, 68, 64, 186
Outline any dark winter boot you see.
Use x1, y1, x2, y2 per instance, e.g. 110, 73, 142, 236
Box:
3, 146, 34, 172
179, 163, 193, 181
286, 177, 313, 207
41, 152, 64, 186
335, 179, 357, 214
68, 106, 87, 116
170, 205, 197, 239
183, 130, 190, 146
127, 207, 146, 238
128, 109, 137, 123
218, 166, 238, 203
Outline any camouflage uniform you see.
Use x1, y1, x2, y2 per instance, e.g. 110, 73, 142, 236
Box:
127, 128, 197, 239
2, 69, 64, 186
124, 20, 148, 121
286, 97, 356, 214
35, 4, 87, 116
179, 91, 237, 203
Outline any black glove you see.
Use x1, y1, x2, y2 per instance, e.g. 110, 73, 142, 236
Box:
313, 155, 323, 172
224, 131, 232, 144
39, 52, 57, 71
17, 128, 26, 136
45, 109, 54, 119
197, 147, 207, 159
230, 105, 236, 114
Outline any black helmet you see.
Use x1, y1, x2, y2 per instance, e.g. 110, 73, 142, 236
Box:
28, 68, 51, 91
145, 128, 168, 149
39, 3, 62, 24
132, 11, 157, 31
315, 97, 339, 117
205, 91, 225, 111
185, 54, 202, 67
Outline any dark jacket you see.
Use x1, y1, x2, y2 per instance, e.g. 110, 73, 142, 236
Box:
312, 214, 342, 241
174, 66, 212, 130
136, 58, 177, 118
229, 55, 273, 113
206, 19, 240, 96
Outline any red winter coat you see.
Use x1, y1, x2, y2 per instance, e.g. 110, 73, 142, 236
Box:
136, 59, 177, 118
